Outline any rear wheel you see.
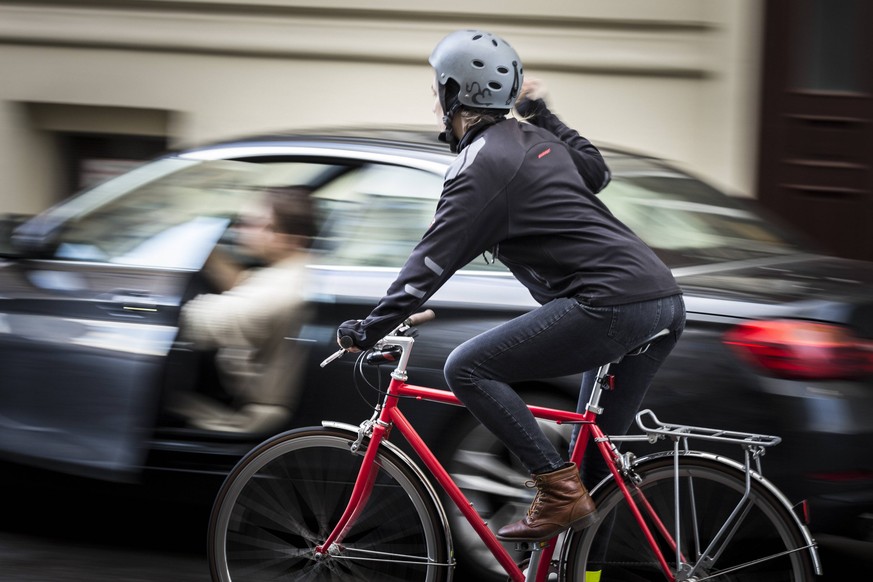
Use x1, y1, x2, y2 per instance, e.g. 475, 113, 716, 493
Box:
208, 427, 450, 581
563, 455, 816, 581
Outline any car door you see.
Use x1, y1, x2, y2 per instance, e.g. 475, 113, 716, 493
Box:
0, 158, 262, 480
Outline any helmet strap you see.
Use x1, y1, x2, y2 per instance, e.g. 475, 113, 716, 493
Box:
437, 83, 462, 152
507, 60, 521, 107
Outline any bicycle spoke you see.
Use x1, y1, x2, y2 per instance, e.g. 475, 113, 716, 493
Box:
694, 544, 817, 581
328, 546, 452, 566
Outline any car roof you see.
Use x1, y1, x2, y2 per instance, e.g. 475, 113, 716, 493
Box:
181, 124, 668, 173
182, 126, 453, 164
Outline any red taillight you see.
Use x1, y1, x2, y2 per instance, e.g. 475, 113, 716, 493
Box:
724, 320, 873, 380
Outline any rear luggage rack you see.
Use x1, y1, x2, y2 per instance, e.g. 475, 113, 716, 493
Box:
634, 409, 782, 448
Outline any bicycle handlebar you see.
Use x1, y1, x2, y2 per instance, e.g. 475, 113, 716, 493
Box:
321, 309, 436, 368
404, 308, 436, 328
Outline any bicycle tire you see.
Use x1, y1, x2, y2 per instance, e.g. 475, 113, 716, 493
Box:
562, 454, 816, 581
208, 426, 450, 582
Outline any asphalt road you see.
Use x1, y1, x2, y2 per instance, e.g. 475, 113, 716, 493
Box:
0, 461, 868, 581
0, 530, 868, 581
0, 531, 208, 582
1, 461, 213, 581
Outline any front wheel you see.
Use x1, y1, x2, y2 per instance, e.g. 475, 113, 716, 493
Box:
208, 426, 450, 581
562, 455, 816, 581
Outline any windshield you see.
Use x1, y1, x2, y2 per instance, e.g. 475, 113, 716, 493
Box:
602, 156, 813, 267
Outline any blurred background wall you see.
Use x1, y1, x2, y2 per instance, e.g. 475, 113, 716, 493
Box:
0, 0, 870, 260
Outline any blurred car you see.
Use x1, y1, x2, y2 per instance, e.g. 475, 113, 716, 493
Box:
1, 127, 871, 578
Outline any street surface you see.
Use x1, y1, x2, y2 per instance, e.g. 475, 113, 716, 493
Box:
0, 530, 867, 581
0, 531, 208, 582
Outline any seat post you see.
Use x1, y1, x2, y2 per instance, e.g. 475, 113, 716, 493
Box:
585, 329, 669, 416
513, 541, 550, 582
585, 362, 612, 415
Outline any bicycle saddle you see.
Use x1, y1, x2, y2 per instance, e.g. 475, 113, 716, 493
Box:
613, 328, 670, 363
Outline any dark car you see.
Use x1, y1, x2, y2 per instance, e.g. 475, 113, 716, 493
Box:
1, 127, 871, 578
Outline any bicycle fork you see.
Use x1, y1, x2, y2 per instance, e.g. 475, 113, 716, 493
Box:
314, 413, 389, 557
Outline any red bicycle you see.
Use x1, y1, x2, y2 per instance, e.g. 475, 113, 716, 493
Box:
207, 310, 821, 581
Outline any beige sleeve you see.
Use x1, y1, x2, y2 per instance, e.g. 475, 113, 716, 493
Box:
179, 261, 307, 350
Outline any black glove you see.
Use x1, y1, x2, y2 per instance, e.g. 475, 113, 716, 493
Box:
515, 96, 548, 120
337, 319, 369, 350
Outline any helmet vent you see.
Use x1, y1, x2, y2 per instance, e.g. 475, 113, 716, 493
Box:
497, 66, 509, 74
488, 81, 502, 90
472, 34, 483, 40
472, 59, 485, 69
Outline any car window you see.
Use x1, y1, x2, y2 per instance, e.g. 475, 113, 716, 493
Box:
312, 165, 438, 267
311, 163, 506, 272
45, 160, 345, 269
601, 161, 812, 267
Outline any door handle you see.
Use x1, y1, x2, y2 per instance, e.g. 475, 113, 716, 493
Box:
97, 289, 160, 316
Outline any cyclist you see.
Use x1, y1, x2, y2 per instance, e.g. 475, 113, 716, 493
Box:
337, 29, 685, 543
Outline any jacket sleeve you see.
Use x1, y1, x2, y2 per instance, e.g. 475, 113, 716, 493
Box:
342, 151, 505, 348
180, 263, 307, 349
516, 97, 611, 194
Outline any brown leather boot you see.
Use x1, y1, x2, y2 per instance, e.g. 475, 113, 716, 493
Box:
496, 463, 597, 542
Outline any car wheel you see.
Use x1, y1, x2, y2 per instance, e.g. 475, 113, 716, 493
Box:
444, 391, 575, 581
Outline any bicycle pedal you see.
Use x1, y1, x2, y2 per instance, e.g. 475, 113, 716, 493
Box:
513, 540, 549, 552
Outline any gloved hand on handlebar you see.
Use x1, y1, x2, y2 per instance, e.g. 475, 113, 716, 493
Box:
337, 319, 368, 352
337, 309, 433, 352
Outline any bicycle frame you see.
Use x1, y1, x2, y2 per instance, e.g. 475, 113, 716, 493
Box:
315, 334, 682, 582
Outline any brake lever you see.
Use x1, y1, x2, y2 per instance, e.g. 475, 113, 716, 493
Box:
320, 348, 346, 368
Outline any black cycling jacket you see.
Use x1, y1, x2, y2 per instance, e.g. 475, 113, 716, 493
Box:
341, 99, 681, 348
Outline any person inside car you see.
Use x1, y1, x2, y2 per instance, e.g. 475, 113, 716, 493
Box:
336, 29, 685, 544
171, 185, 315, 435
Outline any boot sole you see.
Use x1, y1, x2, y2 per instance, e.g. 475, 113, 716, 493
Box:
495, 510, 600, 543
569, 509, 600, 531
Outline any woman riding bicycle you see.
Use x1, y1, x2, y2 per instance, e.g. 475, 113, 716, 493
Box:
337, 29, 685, 543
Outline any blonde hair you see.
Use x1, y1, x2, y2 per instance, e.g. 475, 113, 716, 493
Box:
457, 107, 508, 133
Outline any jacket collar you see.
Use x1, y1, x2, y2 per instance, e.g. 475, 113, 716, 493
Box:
457, 117, 506, 152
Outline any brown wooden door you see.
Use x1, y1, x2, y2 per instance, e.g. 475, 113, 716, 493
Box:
757, 0, 873, 261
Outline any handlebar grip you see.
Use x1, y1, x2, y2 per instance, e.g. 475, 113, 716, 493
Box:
405, 309, 436, 327
339, 335, 355, 349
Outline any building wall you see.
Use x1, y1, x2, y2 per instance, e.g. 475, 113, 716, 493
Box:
0, 0, 762, 214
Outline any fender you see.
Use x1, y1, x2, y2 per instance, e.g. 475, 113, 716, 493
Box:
321, 420, 455, 572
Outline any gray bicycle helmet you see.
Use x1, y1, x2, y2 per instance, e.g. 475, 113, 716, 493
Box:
429, 29, 523, 111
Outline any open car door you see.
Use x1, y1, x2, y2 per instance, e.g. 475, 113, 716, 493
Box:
0, 159, 263, 481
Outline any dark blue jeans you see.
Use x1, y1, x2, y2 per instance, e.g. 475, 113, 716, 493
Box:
444, 294, 685, 477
